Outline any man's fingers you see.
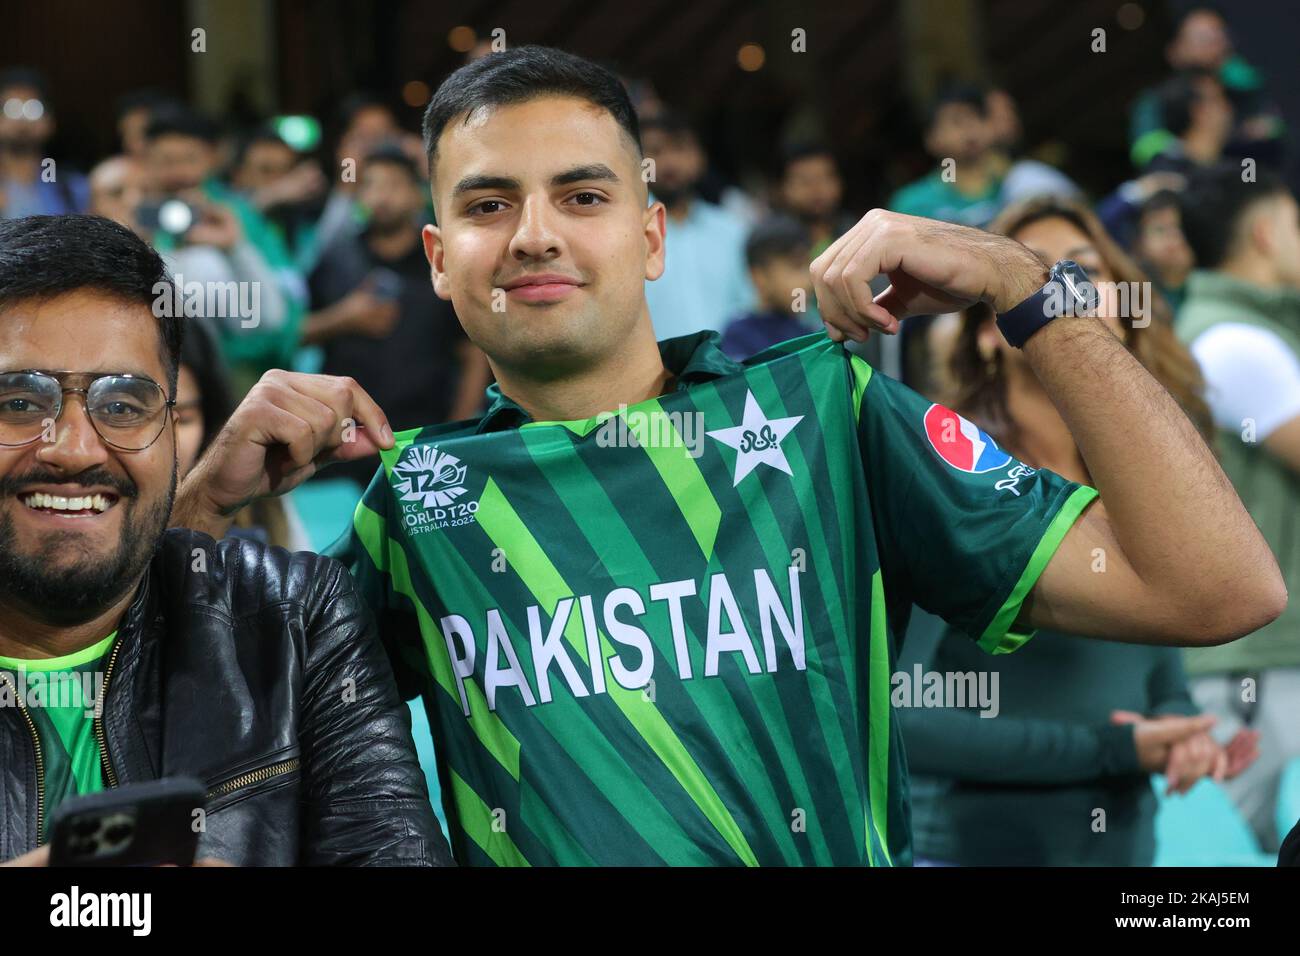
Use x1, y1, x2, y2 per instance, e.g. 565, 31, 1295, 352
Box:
811, 221, 875, 341
1110, 709, 1144, 725
277, 372, 394, 452
1149, 714, 1217, 743
1212, 746, 1229, 783
319, 427, 386, 464
810, 261, 866, 342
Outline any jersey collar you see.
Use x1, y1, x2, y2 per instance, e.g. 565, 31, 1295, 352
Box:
476, 331, 741, 433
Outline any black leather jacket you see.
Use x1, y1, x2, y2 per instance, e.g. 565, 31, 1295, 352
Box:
0, 529, 452, 866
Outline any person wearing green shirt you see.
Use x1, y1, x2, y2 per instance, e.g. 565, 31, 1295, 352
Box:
888, 84, 1003, 229
141, 109, 306, 395
172, 46, 1285, 867
0, 633, 115, 841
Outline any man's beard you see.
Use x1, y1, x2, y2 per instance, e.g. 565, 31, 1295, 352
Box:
0, 466, 176, 627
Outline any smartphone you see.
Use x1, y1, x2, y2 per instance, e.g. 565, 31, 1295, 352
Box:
48, 777, 206, 867
135, 198, 198, 237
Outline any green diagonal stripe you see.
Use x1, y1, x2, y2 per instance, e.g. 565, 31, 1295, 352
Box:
475, 476, 759, 866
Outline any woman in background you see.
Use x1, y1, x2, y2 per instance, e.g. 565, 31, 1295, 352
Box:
899, 196, 1258, 865
176, 318, 308, 551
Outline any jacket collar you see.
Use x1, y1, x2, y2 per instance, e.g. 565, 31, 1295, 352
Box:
475, 331, 741, 434
98, 555, 168, 783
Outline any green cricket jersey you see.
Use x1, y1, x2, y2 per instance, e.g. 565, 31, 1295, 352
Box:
327, 332, 1097, 866
0, 632, 114, 841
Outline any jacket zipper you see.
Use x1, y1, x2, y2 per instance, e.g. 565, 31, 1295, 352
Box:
206, 757, 300, 801
0, 672, 46, 846
92, 636, 123, 790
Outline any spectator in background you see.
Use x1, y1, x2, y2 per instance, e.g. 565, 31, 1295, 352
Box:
719, 215, 820, 361
1097, 72, 1232, 249
315, 93, 404, 256
983, 87, 1082, 206
777, 143, 856, 257
641, 111, 755, 340
889, 84, 1003, 228
305, 145, 490, 489
1145, 70, 1235, 175
88, 155, 143, 233
901, 196, 1255, 866
1133, 189, 1195, 313
228, 125, 328, 270
0, 68, 88, 217
140, 108, 300, 394
1175, 164, 1300, 853
1129, 6, 1283, 170
113, 89, 180, 162
176, 316, 309, 550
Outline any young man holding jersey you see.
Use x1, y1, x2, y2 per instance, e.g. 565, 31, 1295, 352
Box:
171, 46, 1285, 866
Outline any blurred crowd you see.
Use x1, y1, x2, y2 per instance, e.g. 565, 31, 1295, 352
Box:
1, 5, 1297, 865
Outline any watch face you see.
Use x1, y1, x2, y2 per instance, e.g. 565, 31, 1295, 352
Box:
1055, 260, 1099, 315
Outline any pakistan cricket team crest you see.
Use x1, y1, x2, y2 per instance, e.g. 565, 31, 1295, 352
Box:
707, 390, 804, 486
391, 444, 480, 532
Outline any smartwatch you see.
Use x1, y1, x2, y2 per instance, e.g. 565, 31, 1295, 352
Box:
994, 259, 1097, 348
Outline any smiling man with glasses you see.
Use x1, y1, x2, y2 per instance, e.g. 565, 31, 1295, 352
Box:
0, 214, 449, 867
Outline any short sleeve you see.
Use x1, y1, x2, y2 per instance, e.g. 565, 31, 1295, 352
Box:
324, 460, 427, 698
1189, 323, 1300, 439
850, 356, 1098, 654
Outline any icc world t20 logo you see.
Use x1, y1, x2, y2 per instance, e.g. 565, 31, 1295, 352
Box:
393, 445, 469, 508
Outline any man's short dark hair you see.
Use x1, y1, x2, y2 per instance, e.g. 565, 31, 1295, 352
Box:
1179, 163, 1289, 269
114, 88, 181, 122
639, 109, 695, 143
337, 92, 395, 135
1155, 69, 1220, 138
145, 108, 220, 146
364, 143, 423, 184
1139, 188, 1183, 223
0, 216, 182, 393
745, 215, 811, 269
926, 82, 987, 131
0, 67, 49, 99
421, 45, 641, 181
780, 142, 837, 176
232, 126, 291, 170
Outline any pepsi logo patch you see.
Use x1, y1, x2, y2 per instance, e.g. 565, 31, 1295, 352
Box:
923, 404, 1013, 474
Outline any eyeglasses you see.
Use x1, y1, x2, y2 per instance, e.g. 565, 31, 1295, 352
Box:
0, 370, 175, 451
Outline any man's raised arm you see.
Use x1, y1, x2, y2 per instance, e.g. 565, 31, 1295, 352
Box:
170, 370, 394, 539
811, 209, 1286, 646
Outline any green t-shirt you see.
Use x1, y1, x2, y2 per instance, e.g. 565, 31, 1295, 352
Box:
0, 632, 115, 841
888, 171, 1003, 228
327, 332, 1096, 866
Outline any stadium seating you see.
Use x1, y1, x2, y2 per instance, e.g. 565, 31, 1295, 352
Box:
289, 478, 363, 552
1152, 776, 1274, 866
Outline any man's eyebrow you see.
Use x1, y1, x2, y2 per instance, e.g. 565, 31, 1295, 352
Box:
451, 174, 521, 197
551, 164, 620, 187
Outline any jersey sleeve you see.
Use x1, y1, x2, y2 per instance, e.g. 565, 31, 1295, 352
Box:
323, 460, 427, 698
850, 355, 1098, 654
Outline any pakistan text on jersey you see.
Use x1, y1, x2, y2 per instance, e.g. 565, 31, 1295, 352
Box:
439, 566, 807, 714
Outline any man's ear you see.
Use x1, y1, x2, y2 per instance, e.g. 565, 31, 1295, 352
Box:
644, 201, 667, 282
423, 223, 453, 300
1247, 204, 1276, 260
